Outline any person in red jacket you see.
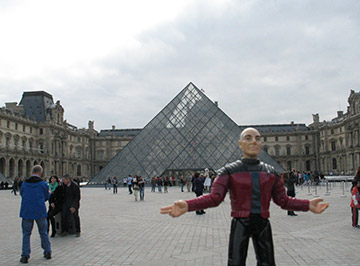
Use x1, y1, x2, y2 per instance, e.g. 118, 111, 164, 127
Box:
161, 127, 329, 266
350, 179, 360, 228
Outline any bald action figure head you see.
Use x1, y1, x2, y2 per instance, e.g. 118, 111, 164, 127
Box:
239, 127, 261, 159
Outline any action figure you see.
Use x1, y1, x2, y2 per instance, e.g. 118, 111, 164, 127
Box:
161, 127, 328, 266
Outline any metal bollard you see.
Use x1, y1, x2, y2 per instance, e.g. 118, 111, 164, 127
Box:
340, 181, 346, 198
313, 184, 319, 197
307, 184, 312, 196
324, 180, 330, 196
345, 178, 349, 192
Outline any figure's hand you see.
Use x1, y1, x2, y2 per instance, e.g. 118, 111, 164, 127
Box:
309, 198, 329, 214
160, 200, 188, 218
70, 207, 76, 213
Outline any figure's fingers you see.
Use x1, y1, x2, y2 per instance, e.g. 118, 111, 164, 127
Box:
320, 202, 329, 211
160, 205, 173, 214
312, 198, 324, 204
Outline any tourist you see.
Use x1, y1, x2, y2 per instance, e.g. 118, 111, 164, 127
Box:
47, 175, 63, 237
127, 175, 133, 194
19, 165, 51, 263
113, 176, 118, 194
186, 174, 192, 192
61, 174, 81, 237
138, 176, 145, 201
123, 177, 127, 187
193, 172, 205, 215
107, 177, 112, 190
163, 176, 169, 193
0, 181, 4, 189
286, 170, 298, 216
350, 179, 360, 228
151, 176, 156, 192
204, 173, 212, 193
172, 176, 176, 186
161, 127, 328, 265
157, 176, 163, 192
12, 177, 18, 196
133, 176, 139, 201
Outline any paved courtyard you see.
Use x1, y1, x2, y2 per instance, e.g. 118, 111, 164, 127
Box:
0, 182, 359, 266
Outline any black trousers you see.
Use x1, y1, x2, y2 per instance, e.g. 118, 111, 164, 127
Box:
61, 205, 81, 233
287, 190, 295, 215
47, 205, 62, 233
228, 215, 275, 266
195, 191, 204, 214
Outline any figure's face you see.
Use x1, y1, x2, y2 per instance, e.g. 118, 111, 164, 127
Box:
239, 128, 261, 159
50, 177, 56, 184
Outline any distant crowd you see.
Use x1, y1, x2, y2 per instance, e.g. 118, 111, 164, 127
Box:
281, 170, 325, 186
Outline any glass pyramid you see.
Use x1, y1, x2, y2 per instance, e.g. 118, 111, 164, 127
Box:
89, 82, 284, 184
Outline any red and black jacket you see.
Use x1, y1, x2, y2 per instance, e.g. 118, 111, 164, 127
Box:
186, 158, 309, 218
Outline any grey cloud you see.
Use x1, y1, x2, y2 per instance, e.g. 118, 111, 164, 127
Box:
0, 0, 358, 130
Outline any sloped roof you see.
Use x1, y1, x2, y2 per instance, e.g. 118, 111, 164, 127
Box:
19, 91, 54, 122
89, 82, 284, 184
239, 124, 309, 133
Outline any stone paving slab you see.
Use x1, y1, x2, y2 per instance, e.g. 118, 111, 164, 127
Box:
0, 183, 359, 265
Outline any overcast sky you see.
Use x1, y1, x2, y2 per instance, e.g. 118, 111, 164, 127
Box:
0, 0, 358, 130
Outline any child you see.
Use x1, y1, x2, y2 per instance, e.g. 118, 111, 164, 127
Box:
350, 179, 360, 228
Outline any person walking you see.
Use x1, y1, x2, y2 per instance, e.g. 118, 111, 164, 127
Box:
164, 176, 169, 193
107, 177, 111, 190
151, 176, 156, 192
19, 165, 51, 263
180, 176, 185, 192
351, 179, 360, 228
127, 175, 133, 194
47, 176, 63, 237
133, 176, 139, 201
286, 170, 298, 216
157, 176, 163, 192
204, 174, 212, 193
61, 174, 81, 237
113, 177, 118, 194
12, 177, 18, 195
193, 173, 205, 215
138, 176, 145, 201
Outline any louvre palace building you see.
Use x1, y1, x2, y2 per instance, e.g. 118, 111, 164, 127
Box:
0, 84, 359, 183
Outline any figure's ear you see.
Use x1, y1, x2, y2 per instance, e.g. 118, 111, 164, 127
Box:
238, 140, 243, 150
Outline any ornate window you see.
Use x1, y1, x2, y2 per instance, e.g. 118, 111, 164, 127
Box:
331, 141, 336, 151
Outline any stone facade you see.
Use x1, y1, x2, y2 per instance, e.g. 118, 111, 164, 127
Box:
0, 90, 359, 181
252, 90, 360, 175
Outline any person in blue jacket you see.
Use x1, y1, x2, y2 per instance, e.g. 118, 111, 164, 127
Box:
19, 165, 51, 264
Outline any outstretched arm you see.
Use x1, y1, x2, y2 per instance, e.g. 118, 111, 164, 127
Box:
309, 198, 329, 214
160, 200, 188, 218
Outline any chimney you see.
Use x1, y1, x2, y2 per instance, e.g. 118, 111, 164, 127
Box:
112, 125, 115, 130
214, 101, 218, 107
88, 120, 94, 130
312, 113, 320, 123
337, 111, 343, 117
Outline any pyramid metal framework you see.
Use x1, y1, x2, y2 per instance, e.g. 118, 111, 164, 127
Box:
90, 83, 284, 184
